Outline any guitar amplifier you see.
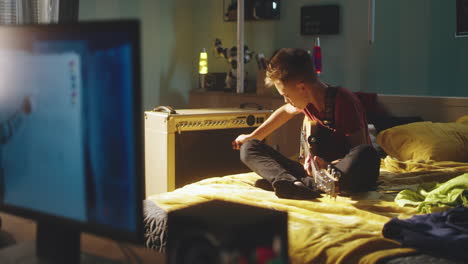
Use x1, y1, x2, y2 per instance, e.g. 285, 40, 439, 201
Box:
144, 107, 272, 197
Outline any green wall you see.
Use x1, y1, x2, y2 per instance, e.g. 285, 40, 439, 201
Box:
191, 0, 370, 94
369, 0, 468, 96
194, 0, 468, 97
79, 0, 468, 110
79, 0, 191, 110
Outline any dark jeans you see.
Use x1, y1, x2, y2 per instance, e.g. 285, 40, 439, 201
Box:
240, 139, 380, 193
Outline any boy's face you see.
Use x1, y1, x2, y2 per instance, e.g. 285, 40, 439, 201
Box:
274, 80, 308, 109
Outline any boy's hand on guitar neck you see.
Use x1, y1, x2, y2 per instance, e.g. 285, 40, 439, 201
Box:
304, 155, 324, 176
304, 154, 341, 177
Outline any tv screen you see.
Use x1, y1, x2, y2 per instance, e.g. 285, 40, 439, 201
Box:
0, 20, 143, 262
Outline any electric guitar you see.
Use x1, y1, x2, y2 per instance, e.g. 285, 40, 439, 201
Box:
300, 118, 341, 199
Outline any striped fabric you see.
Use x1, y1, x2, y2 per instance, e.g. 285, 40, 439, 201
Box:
0, 0, 60, 24
0, 0, 16, 24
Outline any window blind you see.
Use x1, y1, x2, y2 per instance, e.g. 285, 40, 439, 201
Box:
0, 0, 78, 24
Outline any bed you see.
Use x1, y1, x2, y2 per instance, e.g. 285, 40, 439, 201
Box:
143, 94, 468, 264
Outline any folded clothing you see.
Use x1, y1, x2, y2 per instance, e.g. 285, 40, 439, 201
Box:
382, 206, 468, 261
395, 173, 468, 213
353, 91, 391, 125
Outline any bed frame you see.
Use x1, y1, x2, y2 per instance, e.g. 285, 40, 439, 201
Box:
378, 94, 468, 123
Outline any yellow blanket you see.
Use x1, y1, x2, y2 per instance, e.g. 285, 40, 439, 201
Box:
381, 155, 468, 173
147, 158, 468, 264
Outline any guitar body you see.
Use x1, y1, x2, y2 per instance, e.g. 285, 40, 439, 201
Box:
300, 117, 342, 162
299, 118, 318, 162
300, 117, 342, 198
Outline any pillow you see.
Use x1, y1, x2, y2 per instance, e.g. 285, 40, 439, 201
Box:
372, 115, 424, 134
376, 121, 468, 162
456, 115, 468, 126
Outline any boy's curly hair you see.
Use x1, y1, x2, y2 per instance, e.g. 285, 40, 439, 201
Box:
265, 48, 317, 87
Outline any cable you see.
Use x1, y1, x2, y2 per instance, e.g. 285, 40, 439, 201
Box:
117, 242, 143, 264
125, 245, 143, 264
117, 242, 135, 264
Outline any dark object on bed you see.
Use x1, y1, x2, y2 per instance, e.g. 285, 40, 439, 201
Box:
143, 200, 168, 252
382, 253, 466, 264
382, 206, 468, 262
353, 92, 424, 134
354, 92, 391, 124
373, 116, 424, 134
166, 200, 288, 264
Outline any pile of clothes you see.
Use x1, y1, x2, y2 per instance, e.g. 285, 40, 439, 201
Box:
384, 173, 468, 261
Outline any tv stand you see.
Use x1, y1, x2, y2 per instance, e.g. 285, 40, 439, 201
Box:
36, 221, 81, 264
0, 212, 165, 263
0, 222, 124, 264
0, 241, 123, 264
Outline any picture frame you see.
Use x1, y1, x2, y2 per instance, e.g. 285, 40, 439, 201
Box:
457, 0, 468, 36
223, 0, 280, 22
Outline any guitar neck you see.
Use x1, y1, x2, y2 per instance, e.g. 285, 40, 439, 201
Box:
300, 129, 311, 160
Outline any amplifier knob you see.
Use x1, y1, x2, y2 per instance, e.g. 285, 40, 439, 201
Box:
246, 115, 255, 126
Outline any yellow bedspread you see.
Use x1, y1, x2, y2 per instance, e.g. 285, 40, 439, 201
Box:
381, 155, 468, 173
147, 159, 468, 264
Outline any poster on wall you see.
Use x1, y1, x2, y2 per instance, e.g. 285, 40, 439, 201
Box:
457, 0, 468, 36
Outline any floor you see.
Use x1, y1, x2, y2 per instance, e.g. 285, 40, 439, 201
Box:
0, 212, 165, 263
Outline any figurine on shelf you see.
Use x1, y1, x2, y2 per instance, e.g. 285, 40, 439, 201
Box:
214, 38, 254, 91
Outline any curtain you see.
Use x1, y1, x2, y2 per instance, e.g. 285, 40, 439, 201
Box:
0, 0, 78, 24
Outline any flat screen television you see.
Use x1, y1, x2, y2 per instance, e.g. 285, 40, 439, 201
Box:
0, 20, 143, 263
